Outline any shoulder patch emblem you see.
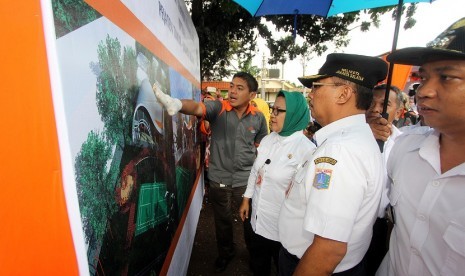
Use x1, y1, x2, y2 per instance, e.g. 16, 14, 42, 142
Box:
314, 157, 337, 165
313, 168, 333, 190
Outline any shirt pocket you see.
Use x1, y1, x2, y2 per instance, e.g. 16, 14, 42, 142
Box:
441, 222, 465, 275
293, 165, 306, 184
388, 178, 401, 206
241, 122, 258, 142
236, 126, 257, 167
387, 179, 401, 224
291, 164, 308, 204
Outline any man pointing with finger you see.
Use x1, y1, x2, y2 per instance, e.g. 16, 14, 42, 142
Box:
154, 71, 268, 273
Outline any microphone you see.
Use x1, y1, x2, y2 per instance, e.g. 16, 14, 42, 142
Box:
265, 159, 271, 165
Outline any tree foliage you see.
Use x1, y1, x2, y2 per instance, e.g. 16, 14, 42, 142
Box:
75, 131, 116, 251
188, 0, 418, 80
190, 0, 261, 80
52, 0, 101, 38
95, 35, 138, 149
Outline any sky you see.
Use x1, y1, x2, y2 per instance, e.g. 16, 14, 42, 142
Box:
253, 0, 464, 85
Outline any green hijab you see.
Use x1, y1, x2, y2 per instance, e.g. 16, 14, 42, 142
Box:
278, 90, 310, 137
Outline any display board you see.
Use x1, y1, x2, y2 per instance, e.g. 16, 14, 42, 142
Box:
0, 0, 203, 275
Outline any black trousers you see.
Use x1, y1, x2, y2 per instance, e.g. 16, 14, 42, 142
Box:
279, 246, 366, 276
209, 181, 247, 259
363, 217, 389, 275
247, 225, 281, 276
278, 247, 299, 276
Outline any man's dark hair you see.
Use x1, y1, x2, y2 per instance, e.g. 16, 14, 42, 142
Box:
373, 83, 401, 94
373, 83, 403, 108
233, 72, 258, 92
333, 77, 373, 110
306, 121, 322, 134
354, 84, 373, 110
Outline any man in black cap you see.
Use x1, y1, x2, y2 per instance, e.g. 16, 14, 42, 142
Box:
376, 18, 465, 276
278, 53, 388, 275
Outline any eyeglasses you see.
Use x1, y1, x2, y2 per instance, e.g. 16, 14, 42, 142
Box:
269, 107, 286, 116
311, 82, 345, 91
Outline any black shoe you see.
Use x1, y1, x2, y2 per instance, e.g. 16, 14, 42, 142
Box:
214, 256, 233, 273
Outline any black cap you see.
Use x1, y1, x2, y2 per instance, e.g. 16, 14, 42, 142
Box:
388, 17, 465, 65
298, 53, 388, 89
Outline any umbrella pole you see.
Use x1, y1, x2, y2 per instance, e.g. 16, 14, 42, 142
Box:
293, 11, 298, 41
377, 0, 404, 152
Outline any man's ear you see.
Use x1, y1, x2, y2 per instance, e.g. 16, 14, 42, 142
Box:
395, 107, 403, 120
335, 86, 353, 104
250, 92, 257, 100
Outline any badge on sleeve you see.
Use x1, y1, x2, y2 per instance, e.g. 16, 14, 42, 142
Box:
313, 168, 333, 190
314, 157, 337, 165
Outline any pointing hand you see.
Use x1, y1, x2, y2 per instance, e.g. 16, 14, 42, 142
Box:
153, 82, 182, 116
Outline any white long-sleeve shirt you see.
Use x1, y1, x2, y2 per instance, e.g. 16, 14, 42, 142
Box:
244, 131, 316, 241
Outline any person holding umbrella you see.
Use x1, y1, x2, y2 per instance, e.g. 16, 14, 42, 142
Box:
278, 53, 388, 275
376, 18, 465, 276
363, 83, 404, 275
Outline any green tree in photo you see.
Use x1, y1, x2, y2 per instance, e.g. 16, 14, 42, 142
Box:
96, 35, 138, 149
135, 42, 170, 93
52, 0, 102, 38
75, 131, 116, 251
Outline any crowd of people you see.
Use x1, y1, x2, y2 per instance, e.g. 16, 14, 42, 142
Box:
153, 19, 465, 276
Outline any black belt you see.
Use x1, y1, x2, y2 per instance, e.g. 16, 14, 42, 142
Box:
282, 247, 300, 262
210, 180, 233, 187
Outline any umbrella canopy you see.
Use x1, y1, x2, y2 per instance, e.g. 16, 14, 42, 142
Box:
233, 0, 436, 151
234, 0, 433, 17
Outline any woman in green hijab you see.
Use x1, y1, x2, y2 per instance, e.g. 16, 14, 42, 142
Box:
239, 91, 316, 275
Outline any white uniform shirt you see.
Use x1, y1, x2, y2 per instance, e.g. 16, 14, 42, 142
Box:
244, 131, 316, 241
377, 125, 402, 218
377, 129, 465, 276
279, 114, 383, 273
399, 121, 431, 135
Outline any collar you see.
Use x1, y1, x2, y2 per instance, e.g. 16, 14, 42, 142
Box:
400, 122, 431, 135
405, 128, 436, 152
222, 100, 257, 115
272, 130, 304, 145
401, 129, 465, 176
314, 114, 366, 145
